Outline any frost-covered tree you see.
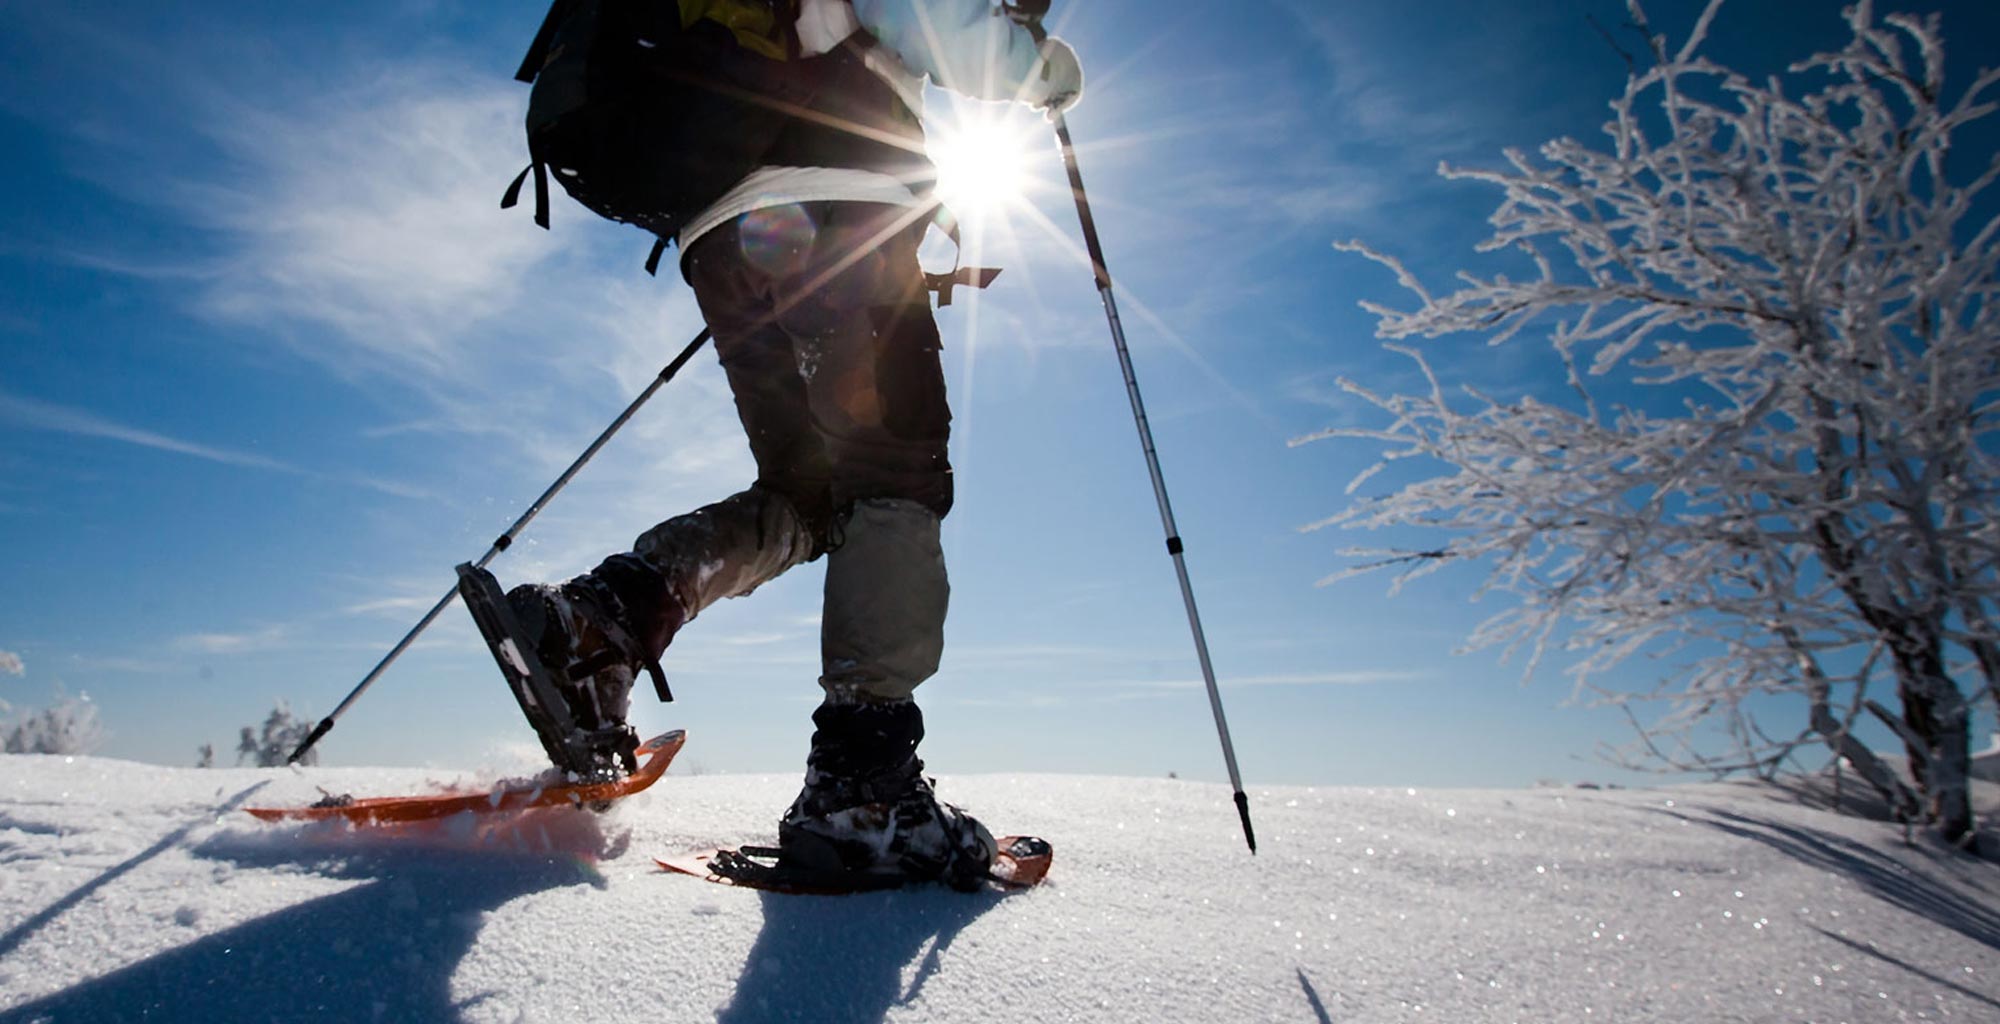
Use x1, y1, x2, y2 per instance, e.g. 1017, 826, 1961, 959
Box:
195, 743, 215, 769
3, 693, 106, 756
1308, 0, 1997, 847
237, 702, 318, 767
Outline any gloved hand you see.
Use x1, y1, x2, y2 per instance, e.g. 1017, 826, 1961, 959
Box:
1026, 37, 1083, 118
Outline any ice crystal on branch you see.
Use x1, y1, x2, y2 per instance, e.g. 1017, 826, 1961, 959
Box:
1309, 0, 1999, 847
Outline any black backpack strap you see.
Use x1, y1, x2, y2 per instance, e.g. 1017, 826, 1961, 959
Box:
517, 0, 578, 82
917, 202, 1000, 306
501, 160, 552, 229
503, 0, 573, 229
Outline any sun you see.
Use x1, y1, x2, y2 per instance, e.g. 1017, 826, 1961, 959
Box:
927, 104, 1043, 225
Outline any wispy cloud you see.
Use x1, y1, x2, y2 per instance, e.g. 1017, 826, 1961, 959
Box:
180, 60, 753, 553
950, 694, 1075, 710
1284, 368, 1352, 412
718, 633, 791, 647
0, 390, 433, 499
946, 642, 1152, 673
175, 625, 292, 656
1269, 0, 1529, 152
178, 59, 746, 483
1230, 670, 1425, 688
64, 654, 171, 675
941, 669, 1425, 710
0, 390, 298, 472
188, 67, 558, 382
9, 10, 686, 463
955, 668, 1431, 709
1108, 0, 1551, 250
0, 650, 23, 676
1108, 669, 1428, 692
341, 596, 442, 619
1282, 359, 1438, 435
1069, 78, 1377, 238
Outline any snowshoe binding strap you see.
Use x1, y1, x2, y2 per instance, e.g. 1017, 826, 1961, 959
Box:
701, 837, 1040, 893
559, 573, 673, 704
707, 845, 909, 894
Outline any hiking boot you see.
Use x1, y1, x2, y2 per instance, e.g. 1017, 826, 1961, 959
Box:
505, 554, 683, 776
773, 701, 998, 891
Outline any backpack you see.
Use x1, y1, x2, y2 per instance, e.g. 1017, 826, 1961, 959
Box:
503, 0, 924, 275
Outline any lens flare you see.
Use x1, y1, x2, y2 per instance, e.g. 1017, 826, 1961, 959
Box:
737, 203, 817, 277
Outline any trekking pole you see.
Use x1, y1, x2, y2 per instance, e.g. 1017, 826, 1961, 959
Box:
1008, 2, 1255, 853
288, 326, 714, 765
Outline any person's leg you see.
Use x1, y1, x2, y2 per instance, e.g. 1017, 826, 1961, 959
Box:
762, 202, 954, 704
500, 215, 838, 768
612, 214, 847, 627
819, 498, 946, 703
751, 202, 992, 887
528, 202, 946, 708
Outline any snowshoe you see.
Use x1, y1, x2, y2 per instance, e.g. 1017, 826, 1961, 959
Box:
717, 701, 998, 892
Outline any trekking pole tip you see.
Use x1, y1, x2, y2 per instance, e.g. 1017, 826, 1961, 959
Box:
1235, 790, 1257, 854
288, 719, 334, 766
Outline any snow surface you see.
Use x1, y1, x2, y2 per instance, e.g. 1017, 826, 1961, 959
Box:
2, 751, 1996, 1023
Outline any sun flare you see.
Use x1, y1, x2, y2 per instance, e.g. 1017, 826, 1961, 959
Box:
927, 107, 1042, 224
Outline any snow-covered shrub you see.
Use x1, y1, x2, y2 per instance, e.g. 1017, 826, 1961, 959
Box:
1312, 0, 1997, 847
4, 693, 106, 756
237, 702, 318, 767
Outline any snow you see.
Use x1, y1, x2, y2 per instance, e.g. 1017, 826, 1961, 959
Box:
3, 752, 1996, 1023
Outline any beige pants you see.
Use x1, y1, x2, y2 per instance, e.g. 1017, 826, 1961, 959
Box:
633, 489, 946, 703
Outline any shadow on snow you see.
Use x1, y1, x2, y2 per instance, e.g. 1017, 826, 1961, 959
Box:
716, 885, 1012, 1024
0, 782, 270, 963
0, 808, 617, 1024
1297, 968, 1335, 1024
1666, 804, 2000, 951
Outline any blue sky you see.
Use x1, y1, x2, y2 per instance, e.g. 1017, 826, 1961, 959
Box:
3, 0, 1996, 787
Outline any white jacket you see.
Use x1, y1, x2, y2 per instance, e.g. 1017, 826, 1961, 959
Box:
677, 0, 1057, 249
